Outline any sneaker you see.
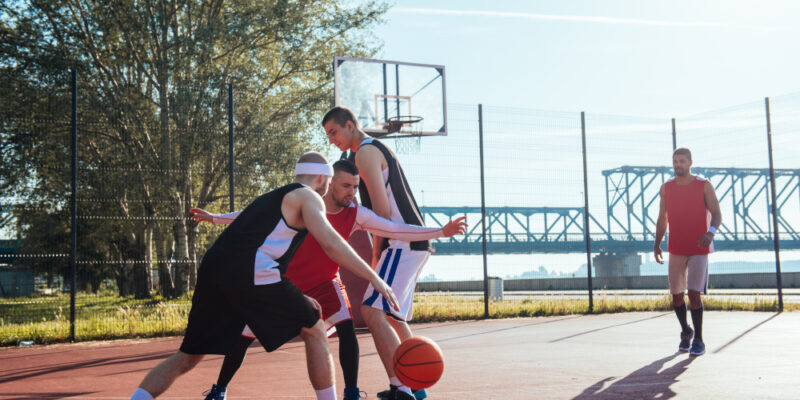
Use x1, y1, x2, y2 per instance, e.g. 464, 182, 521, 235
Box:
202, 384, 226, 400
679, 328, 694, 352
343, 387, 367, 400
395, 391, 416, 400
413, 388, 428, 399
689, 339, 705, 356
377, 385, 397, 400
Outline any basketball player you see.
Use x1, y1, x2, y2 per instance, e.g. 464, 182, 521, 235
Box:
323, 106, 434, 400
128, 152, 399, 400
654, 147, 722, 356
193, 159, 466, 400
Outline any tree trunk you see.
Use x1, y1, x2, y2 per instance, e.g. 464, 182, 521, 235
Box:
133, 225, 153, 298
154, 225, 175, 298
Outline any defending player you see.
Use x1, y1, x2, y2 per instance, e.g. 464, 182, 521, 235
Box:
323, 106, 437, 400
193, 159, 466, 400
129, 152, 398, 400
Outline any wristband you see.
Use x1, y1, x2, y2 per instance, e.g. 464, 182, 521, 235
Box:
707, 226, 717, 235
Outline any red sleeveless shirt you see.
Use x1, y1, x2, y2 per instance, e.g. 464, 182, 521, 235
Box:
283, 203, 358, 292
665, 176, 712, 255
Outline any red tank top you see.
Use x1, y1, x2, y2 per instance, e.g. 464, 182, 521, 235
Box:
665, 176, 711, 255
283, 203, 358, 292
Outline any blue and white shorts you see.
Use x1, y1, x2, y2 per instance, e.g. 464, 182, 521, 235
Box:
362, 246, 430, 321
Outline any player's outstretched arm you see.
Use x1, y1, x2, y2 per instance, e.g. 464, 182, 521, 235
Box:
355, 206, 467, 241
190, 208, 241, 225
299, 190, 400, 311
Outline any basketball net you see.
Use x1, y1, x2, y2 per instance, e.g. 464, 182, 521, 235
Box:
388, 117, 423, 154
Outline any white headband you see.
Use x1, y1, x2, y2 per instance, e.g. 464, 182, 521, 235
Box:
295, 162, 333, 176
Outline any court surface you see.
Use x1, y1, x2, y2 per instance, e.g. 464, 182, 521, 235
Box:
1, 311, 798, 399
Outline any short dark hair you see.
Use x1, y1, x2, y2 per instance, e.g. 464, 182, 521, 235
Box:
673, 147, 692, 161
333, 159, 359, 176
322, 106, 359, 129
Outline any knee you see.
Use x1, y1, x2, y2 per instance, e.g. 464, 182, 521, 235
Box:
300, 320, 326, 342
175, 352, 203, 373
688, 291, 703, 308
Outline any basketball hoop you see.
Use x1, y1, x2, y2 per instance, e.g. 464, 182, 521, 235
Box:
385, 115, 424, 134
385, 116, 424, 154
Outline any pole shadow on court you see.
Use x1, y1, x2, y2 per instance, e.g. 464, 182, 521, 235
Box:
572, 353, 696, 400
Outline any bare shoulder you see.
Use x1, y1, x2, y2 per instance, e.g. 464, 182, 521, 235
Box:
284, 186, 322, 208
355, 144, 383, 166
703, 180, 716, 192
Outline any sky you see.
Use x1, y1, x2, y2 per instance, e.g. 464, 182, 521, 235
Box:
353, 1, 800, 279
368, 0, 800, 118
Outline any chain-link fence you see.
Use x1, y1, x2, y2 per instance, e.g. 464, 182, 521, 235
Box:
2, 72, 797, 344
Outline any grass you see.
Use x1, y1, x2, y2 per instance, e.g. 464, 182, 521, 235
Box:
1, 291, 795, 346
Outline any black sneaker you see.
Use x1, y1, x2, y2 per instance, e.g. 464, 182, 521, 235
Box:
377, 385, 397, 400
395, 390, 416, 400
679, 328, 694, 352
202, 384, 227, 400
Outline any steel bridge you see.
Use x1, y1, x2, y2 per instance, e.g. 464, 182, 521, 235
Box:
423, 166, 800, 255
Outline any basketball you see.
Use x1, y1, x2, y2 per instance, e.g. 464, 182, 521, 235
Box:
392, 336, 444, 389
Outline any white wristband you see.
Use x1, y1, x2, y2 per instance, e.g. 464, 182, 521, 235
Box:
707, 226, 717, 235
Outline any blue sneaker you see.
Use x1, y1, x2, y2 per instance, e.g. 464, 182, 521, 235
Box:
343, 387, 367, 400
413, 388, 428, 399
202, 384, 226, 400
679, 328, 693, 352
689, 339, 705, 356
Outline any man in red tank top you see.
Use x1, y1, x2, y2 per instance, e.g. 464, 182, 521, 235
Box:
654, 147, 722, 357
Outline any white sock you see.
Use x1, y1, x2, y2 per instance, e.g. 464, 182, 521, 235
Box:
315, 385, 336, 400
130, 388, 154, 400
389, 377, 413, 395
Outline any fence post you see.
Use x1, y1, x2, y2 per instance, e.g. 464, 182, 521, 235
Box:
764, 97, 784, 311
228, 84, 235, 212
70, 69, 77, 341
478, 104, 489, 318
581, 112, 593, 313
671, 118, 677, 151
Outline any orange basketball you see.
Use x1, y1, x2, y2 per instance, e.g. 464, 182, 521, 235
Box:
392, 336, 444, 389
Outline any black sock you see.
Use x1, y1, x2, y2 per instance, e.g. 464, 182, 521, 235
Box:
217, 335, 254, 388
690, 307, 703, 342
674, 303, 691, 333
336, 320, 360, 389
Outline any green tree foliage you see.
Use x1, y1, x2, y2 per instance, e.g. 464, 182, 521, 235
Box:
1, 0, 388, 297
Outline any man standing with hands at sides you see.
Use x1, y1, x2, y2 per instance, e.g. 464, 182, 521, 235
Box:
323, 106, 433, 400
654, 147, 722, 357
129, 152, 399, 400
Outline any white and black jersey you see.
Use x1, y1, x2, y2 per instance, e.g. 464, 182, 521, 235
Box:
352, 138, 429, 252
206, 182, 308, 285
181, 182, 318, 356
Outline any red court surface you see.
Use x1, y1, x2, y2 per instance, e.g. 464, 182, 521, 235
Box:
1, 311, 798, 399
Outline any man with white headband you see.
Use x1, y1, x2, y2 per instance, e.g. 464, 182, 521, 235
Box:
129, 152, 399, 400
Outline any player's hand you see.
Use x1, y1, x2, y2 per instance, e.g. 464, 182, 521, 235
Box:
442, 216, 468, 237
304, 295, 323, 318
698, 232, 714, 249
190, 208, 214, 223
372, 278, 400, 312
654, 244, 664, 264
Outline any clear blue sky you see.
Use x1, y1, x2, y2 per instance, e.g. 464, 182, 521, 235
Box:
369, 0, 800, 118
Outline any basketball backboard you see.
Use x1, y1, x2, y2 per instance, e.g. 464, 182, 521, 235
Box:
333, 56, 447, 138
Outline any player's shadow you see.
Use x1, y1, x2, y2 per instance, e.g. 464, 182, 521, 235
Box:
572, 353, 696, 400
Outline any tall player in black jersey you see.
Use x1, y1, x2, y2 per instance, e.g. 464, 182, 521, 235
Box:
128, 152, 398, 400
323, 107, 434, 400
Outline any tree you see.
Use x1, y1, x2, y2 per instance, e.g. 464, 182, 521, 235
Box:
1, 0, 388, 297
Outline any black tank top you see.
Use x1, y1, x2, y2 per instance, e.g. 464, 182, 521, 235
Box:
352, 139, 429, 252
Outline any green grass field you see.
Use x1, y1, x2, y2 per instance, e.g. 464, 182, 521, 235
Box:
1, 291, 795, 346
